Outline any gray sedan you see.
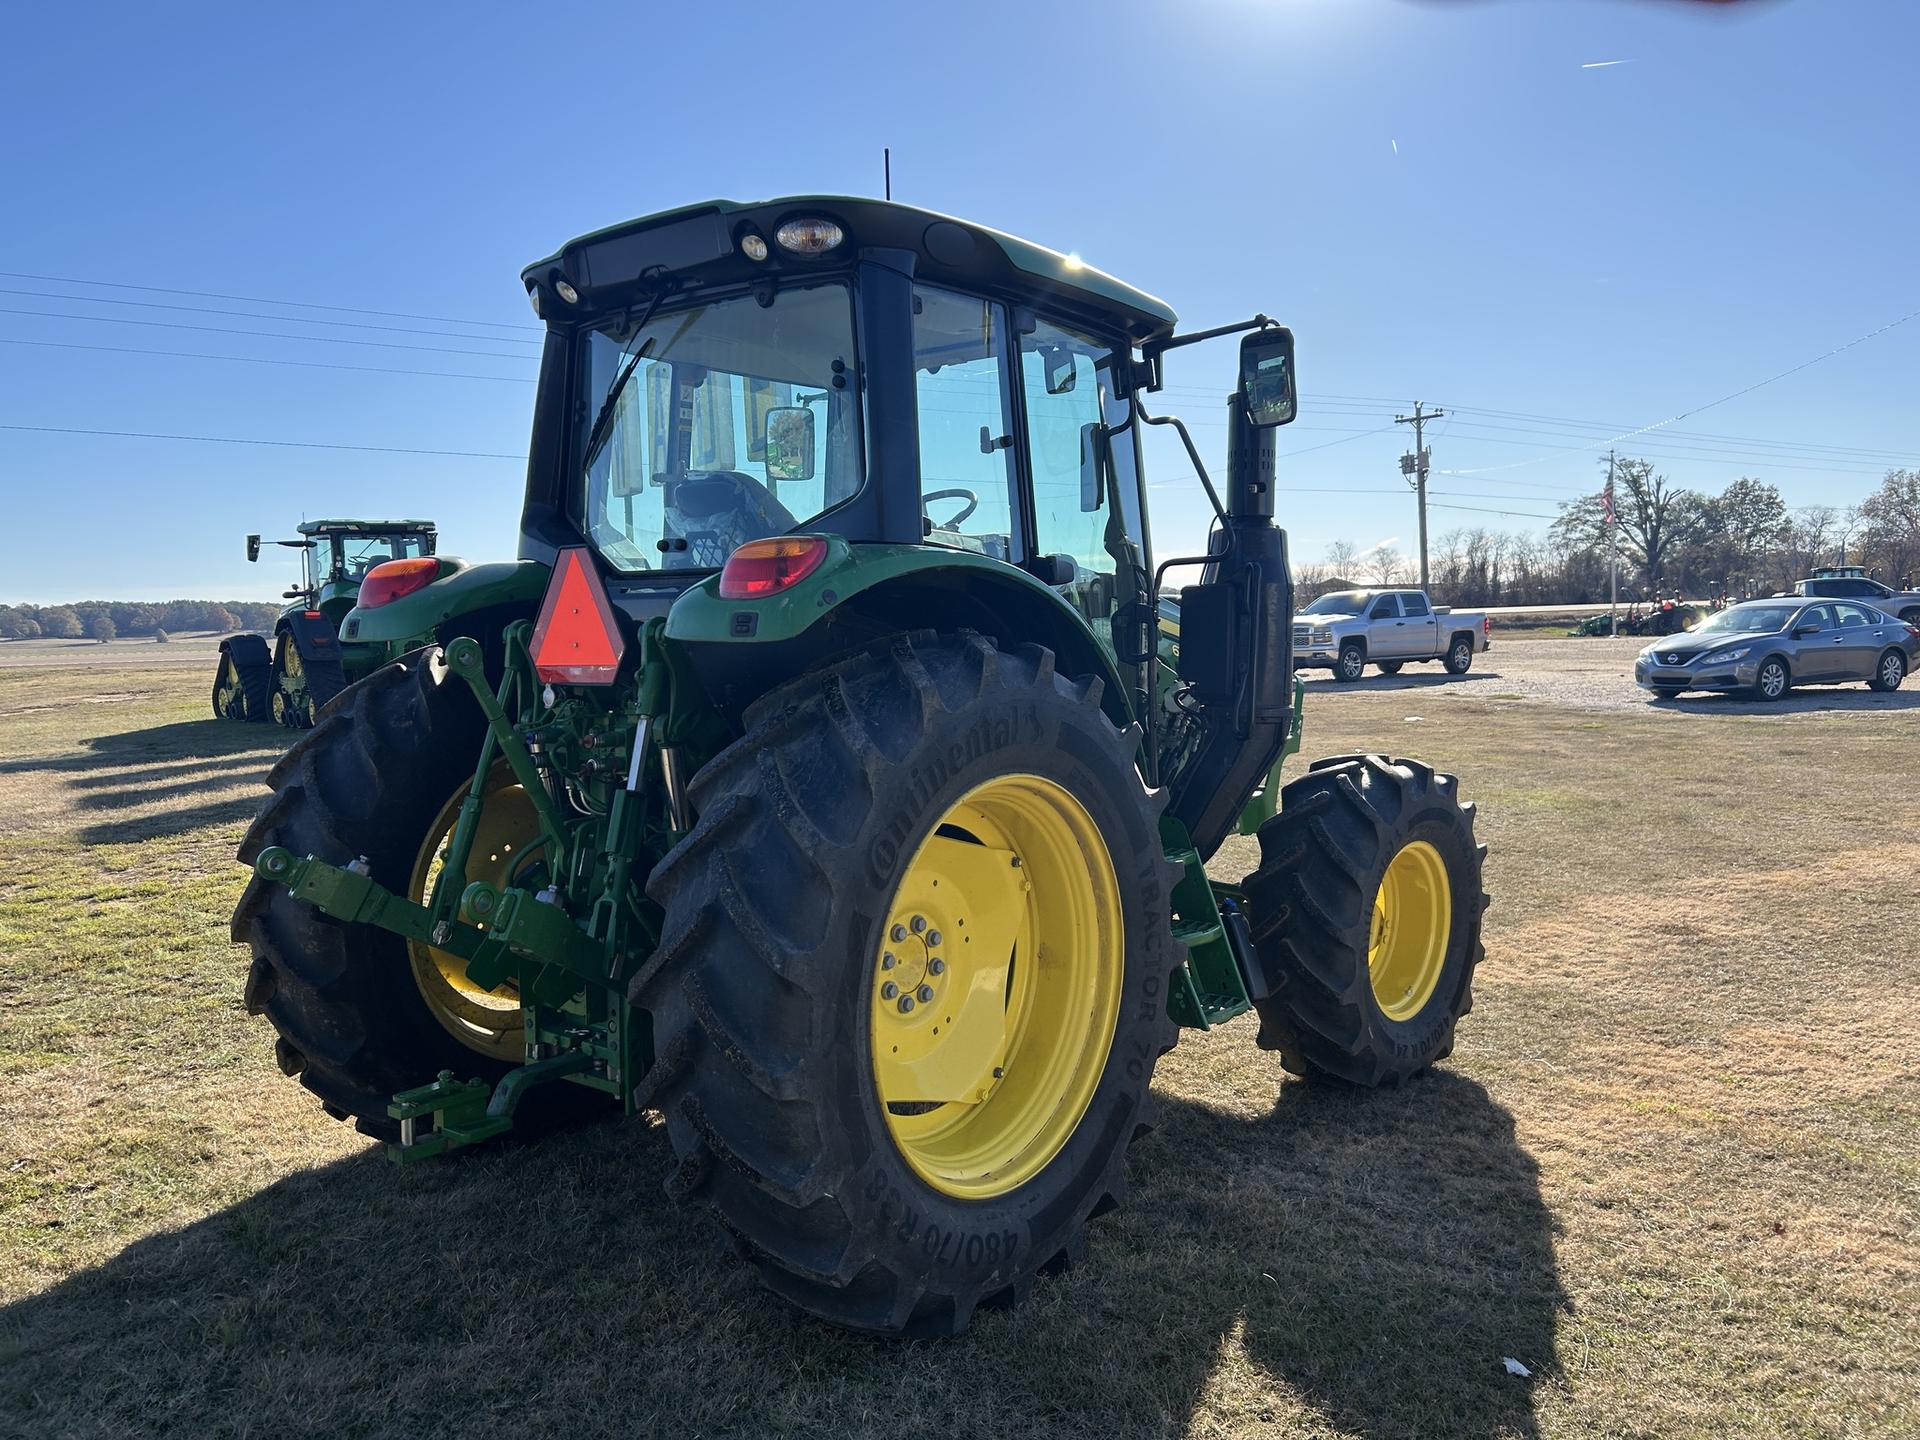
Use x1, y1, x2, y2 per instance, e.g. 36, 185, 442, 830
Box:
1634, 599, 1920, 700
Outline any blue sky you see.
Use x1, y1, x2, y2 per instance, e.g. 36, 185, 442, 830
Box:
1, 0, 1914, 603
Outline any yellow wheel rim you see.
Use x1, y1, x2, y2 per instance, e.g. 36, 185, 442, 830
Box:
405, 764, 536, 1061
870, 773, 1123, 1200
1368, 839, 1453, 1021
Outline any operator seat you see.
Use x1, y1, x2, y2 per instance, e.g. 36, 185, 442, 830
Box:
665, 471, 799, 568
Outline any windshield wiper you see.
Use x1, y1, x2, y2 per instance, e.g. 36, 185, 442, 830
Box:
580, 284, 672, 474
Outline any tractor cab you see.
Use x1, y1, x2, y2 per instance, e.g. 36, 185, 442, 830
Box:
519, 197, 1297, 845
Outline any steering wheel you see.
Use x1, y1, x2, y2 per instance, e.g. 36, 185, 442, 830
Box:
922, 487, 980, 529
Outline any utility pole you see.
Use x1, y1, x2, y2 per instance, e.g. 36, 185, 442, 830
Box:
1396, 402, 1442, 589
883, 148, 892, 201
1606, 448, 1618, 638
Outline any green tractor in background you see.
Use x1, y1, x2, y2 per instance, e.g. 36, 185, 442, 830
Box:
213, 519, 439, 726
237, 198, 1488, 1336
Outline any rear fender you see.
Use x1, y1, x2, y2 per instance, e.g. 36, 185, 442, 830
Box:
663, 540, 1136, 732
339, 558, 551, 659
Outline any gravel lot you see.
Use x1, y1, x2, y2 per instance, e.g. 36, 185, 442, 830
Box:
1301, 632, 1920, 716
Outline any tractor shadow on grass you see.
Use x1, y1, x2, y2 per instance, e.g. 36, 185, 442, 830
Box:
0, 718, 290, 844
0, 1069, 1557, 1440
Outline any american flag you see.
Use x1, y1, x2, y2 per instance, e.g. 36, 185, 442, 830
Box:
1603, 475, 1615, 526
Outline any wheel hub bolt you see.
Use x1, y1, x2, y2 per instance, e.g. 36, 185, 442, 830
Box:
881, 981, 899, 1000
917, 985, 934, 1004
926, 930, 942, 947
928, 958, 945, 976
891, 924, 907, 943
910, 915, 927, 934
898, 995, 916, 1014
881, 952, 896, 970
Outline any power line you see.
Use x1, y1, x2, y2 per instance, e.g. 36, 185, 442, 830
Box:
0, 286, 544, 345
1442, 303, 1920, 475
0, 422, 526, 460
1427, 500, 1561, 521
0, 269, 541, 334
0, 306, 540, 359
0, 336, 534, 383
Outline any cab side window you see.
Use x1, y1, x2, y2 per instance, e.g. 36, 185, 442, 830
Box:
912, 285, 1018, 560
1370, 594, 1401, 620
1022, 318, 1141, 628
1798, 604, 1835, 632
1402, 592, 1430, 617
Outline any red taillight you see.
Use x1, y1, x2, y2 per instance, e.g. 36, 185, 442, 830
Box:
718, 537, 829, 600
358, 557, 440, 610
531, 546, 625, 686
1483, 616, 1492, 637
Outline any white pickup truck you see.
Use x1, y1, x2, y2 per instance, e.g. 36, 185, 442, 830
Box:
1293, 587, 1491, 682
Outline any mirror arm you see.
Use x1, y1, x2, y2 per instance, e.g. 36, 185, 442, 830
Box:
1140, 314, 1274, 388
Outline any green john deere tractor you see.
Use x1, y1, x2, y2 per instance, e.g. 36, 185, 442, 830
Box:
212, 519, 439, 726
236, 198, 1488, 1337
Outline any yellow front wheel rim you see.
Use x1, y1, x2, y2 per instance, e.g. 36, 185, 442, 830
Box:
405, 764, 537, 1060
1368, 839, 1453, 1021
870, 774, 1123, 1201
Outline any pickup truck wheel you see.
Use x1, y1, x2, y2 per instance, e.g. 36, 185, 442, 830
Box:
1335, 643, 1367, 683
1375, 660, 1403, 675
1443, 637, 1474, 675
1899, 607, 1920, 627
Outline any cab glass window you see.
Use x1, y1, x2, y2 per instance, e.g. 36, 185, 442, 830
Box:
579, 283, 863, 573
1835, 603, 1875, 628
912, 285, 1017, 560
1022, 317, 1143, 628
1370, 594, 1401, 619
1401, 592, 1430, 617
1797, 604, 1835, 632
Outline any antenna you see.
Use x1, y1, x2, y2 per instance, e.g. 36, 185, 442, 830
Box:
883, 147, 891, 201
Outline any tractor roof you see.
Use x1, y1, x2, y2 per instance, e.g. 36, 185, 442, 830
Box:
296, 519, 436, 536
521, 196, 1179, 346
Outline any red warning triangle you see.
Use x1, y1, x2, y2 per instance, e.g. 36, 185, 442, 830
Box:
531, 546, 626, 685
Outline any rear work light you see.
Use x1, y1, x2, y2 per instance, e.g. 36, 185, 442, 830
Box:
718, 537, 829, 600
358, 557, 441, 610
531, 546, 626, 686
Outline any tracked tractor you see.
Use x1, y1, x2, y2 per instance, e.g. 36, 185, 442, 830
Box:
236, 198, 1488, 1336
213, 519, 440, 726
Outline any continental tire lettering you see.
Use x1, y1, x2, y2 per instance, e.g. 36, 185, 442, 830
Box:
863, 712, 1022, 888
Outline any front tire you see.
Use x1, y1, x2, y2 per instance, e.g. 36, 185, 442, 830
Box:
1754, 656, 1791, 702
1241, 754, 1486, 1086
1869, 649, 1907, 692
1335, 642, 1367, 683
635, 632, 1181, 1336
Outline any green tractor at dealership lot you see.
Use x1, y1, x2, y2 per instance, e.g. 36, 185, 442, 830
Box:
212, 518, 439, 726
236, 198, 1488, 1336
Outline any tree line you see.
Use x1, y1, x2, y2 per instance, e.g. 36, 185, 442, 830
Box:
0, 599, 283, 642
1299, 465, 1920, 606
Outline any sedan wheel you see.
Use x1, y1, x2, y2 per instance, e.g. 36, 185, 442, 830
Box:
1754, 657, 1790, 702
1868, 649, 1907, 693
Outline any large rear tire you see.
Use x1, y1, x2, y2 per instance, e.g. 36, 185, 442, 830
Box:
635, 631, 1182, 1336
232, 651, 600, 1137
1241, 754, 1486, 1086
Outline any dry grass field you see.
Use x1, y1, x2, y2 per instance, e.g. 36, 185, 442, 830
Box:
1, 643, 1915, 1439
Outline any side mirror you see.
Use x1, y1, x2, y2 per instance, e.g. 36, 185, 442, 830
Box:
764, 406, 816, 483
1238, 327, 1297, 427
1039, 345, 1077, 396
1793, 623, 1819, 638
246, 534, 261, 563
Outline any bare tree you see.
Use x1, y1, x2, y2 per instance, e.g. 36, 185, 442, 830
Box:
1323, 539, 1360, 581
1367, 546, 1405, 587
